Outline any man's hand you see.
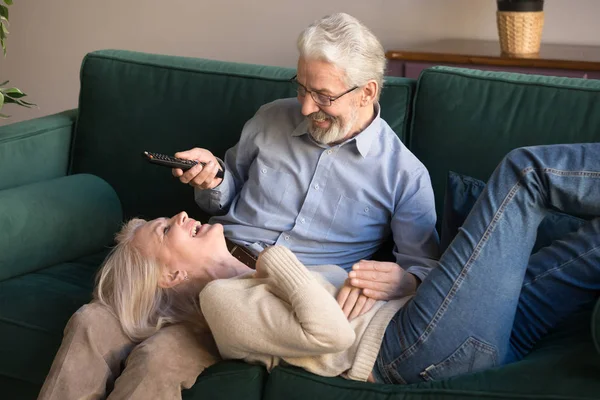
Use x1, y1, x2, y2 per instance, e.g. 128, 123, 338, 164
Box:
336, 279, 377, 321
172, 148, 223, 189
347, 260, 419, 301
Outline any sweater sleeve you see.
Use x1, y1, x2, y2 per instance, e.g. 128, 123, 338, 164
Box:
199, 246, 356, 360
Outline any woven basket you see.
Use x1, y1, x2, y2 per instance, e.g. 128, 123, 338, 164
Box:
497, 11, 544, 55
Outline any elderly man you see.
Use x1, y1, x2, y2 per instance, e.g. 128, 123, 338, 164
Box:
38, 13, 439, 400
174, 13, 439, 309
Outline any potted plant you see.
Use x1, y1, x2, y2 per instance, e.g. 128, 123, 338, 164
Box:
496, 0, 545, 55
0, 0, 35, 119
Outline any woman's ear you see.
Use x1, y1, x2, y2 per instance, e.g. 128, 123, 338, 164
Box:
158, 269, 188, 288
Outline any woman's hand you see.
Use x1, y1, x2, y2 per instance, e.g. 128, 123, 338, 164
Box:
336, 279, 377, 321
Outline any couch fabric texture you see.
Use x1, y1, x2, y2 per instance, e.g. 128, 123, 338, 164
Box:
1, 50, 599, 400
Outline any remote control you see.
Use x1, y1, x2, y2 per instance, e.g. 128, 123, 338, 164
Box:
142, 151, 224, 179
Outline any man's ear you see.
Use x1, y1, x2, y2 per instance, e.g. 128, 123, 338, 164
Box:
360, 80, 378, 106
158, 269, 187, 288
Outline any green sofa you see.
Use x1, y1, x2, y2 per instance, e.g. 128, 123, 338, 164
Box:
1, 50, 599, 400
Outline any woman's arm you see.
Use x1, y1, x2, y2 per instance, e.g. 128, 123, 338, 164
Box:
199, 246, 355, 360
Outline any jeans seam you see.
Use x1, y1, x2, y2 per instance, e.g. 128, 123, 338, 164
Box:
391, 177, 524, 364
523, 243, 600, 286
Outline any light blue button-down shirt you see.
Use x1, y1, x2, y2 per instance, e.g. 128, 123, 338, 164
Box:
195, 98, 439, 280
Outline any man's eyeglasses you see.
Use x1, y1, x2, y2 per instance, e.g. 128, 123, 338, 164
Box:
290, 75, 358, 107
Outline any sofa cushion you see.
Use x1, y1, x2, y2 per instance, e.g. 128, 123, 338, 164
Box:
409, 67, 600, 223
183, 361, 266, 400
0, 250, 108, 398
0, 174, 122, 281
70, 50, 415, 221
440, 171, 586, 253
263, 308, 600, 399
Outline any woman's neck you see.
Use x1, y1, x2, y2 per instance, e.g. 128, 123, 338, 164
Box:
205, 254, 252, 280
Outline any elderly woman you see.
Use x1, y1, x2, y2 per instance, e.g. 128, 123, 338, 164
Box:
93, 210, 405, 382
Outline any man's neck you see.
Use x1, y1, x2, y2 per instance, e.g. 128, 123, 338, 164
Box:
329, 103, 377, 145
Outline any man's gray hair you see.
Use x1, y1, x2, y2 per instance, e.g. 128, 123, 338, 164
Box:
297, 13, 386, 100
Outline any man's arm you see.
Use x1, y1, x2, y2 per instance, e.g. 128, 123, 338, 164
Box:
174, 114, 262, 215
348, 167, 440, 300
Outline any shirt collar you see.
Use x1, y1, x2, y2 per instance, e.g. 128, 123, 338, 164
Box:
291, 103, 381, 158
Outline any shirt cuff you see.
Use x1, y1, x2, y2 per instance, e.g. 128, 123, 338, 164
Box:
193, 158, 233, 211
406, 265, 432, 284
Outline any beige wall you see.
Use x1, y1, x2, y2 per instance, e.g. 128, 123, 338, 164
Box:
1, 0, 599, 125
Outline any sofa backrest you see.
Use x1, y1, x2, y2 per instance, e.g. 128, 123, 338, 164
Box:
70, 50, 415, 221
409, 67, 600, 221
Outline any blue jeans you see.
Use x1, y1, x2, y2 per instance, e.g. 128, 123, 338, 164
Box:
375, 144, 600, 384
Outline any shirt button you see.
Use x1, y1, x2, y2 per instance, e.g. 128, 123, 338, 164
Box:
364, 207, 370, 212
284, 235, 290, 241
261, 168, 267, 174
327, 149, 333, 155
300, 218, 306, 224
314, 184, 319, 190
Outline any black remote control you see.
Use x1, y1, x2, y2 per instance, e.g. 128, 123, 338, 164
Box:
142, 151, 224, 179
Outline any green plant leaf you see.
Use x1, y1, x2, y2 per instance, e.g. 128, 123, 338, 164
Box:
0, 80, 8, 86
3, 87, 24, 96
0, 113, 10, 119
0, 90, 4, 109
0, 6, 8, 20
3, 0, 13, 6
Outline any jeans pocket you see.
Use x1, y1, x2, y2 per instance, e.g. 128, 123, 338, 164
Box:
419, 337, 498, 382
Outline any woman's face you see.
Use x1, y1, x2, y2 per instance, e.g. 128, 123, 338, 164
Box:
133, 211, 227, 273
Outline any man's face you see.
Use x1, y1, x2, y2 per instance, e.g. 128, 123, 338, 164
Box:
296, 57, 361, 145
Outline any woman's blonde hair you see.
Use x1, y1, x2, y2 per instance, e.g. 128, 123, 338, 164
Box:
297, 13, 386, 100
94, 218, 202, 342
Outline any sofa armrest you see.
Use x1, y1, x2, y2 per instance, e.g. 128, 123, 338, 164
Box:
0, 109, 77, 191
0, 173, 122, 282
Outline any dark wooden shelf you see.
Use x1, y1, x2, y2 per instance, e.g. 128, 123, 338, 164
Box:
386, 39, 600, 72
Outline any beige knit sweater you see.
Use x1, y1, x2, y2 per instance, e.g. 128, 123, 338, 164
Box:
199, 245, 411, 382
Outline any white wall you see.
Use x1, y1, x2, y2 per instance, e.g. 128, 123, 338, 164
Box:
1, 0, 599, 125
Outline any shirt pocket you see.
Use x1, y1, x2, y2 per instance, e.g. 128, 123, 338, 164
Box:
237, 159, 293, 216
325, 195, 388, 242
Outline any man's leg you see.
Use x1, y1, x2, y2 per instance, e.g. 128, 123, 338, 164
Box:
38, 302, 135, 400
108, 325, 220, 400
376, 144, 600, 384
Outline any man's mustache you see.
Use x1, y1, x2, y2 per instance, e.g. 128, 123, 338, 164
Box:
308, 111, 336, 122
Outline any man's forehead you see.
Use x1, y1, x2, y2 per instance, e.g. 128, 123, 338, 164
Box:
298, 62, 346, 90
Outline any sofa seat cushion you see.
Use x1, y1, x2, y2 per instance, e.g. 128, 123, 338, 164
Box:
183, 361, 267, 400
263, 308, 600, 399
0, 250, 107, 399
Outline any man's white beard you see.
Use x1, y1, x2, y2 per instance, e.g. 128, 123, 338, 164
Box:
308, 107, 359, 145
